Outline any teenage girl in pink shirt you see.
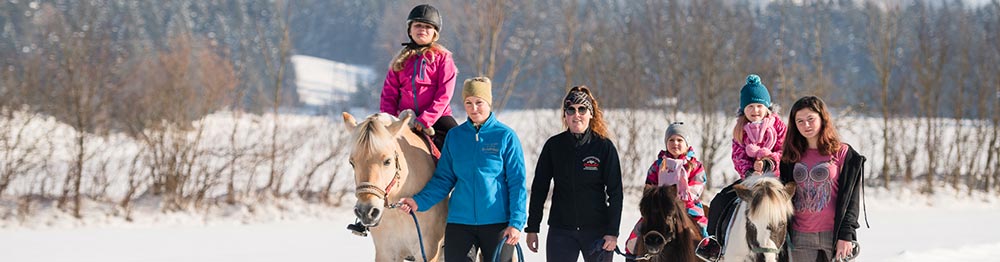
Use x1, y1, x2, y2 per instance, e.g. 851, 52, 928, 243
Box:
779, 96, 866, 262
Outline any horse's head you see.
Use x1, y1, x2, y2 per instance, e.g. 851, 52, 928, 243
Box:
343, 110, 414, 227
639, 185, 679, 255
637, 185, 701, 261
732, 176, 796, 257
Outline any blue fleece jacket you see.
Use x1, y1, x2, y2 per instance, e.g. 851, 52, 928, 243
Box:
413, 112, 528, 229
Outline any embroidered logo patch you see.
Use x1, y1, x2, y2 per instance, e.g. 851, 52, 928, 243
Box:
481, 142, 500, 155
582, 156, 600, 171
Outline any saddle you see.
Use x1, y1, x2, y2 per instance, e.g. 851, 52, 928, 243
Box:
697, 180, 743, 261
707, 180, 742, 249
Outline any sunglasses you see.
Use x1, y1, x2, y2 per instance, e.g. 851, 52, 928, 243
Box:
565, 106, 590, 116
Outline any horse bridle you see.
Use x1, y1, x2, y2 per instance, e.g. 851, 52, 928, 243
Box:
355, 152, 402, 208
744, 210, 785, 254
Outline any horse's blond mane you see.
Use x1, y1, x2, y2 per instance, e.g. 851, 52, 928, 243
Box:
353, 113, 396, 157
743, 176, 794, 227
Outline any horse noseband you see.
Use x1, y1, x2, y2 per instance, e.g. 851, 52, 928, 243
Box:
354, 152, 402, 208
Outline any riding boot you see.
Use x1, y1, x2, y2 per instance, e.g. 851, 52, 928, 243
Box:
695, 236, 722, 262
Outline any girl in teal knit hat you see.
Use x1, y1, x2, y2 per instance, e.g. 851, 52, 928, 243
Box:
731, 74, 787, 178
698, 74, 789, 261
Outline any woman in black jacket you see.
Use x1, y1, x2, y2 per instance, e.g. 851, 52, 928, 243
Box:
779, 96, 865, 262
524, 86, 623, 262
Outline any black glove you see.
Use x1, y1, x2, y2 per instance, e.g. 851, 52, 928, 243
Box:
761, 158, 775, 174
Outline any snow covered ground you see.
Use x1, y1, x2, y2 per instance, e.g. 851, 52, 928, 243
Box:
2, 187, 998, 262
2, 57, 999, 262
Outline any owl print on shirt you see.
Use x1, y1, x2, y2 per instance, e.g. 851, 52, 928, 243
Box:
793, 160, 836, 213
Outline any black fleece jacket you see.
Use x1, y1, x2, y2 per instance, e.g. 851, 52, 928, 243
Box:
525, 130, 624, 236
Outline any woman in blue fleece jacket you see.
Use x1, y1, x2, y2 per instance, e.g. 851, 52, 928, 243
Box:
399, 76, 527, 262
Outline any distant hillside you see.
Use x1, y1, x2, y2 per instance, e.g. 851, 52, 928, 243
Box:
291, 55, 375, 111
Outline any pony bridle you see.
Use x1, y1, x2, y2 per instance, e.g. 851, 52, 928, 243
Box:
355, 152, 402, 208
745, 216, 784, 254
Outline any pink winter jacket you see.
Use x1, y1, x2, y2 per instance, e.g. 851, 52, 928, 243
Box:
380, 48, 457, 129
732, 114, 786, 179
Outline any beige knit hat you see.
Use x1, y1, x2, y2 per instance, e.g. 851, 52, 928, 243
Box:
462, 77, 493, 105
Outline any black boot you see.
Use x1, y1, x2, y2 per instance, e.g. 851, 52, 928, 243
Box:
346, 219, 369, 237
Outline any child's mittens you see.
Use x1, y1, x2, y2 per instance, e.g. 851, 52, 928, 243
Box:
657, 158, 681, 187
745, 143, 761, 157
746, 144, 774, 159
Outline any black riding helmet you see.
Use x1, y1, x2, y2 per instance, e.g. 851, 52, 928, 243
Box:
407, 4, 442, 31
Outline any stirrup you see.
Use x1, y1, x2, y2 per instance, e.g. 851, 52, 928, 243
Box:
347, 219, 369, 237
695, 236, 722, 262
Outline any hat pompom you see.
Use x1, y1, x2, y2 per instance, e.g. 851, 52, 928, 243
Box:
746, 74, 761, 86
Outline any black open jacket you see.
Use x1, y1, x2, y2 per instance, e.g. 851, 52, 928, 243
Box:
779, 144, 866, 245
525, 130, 624, 236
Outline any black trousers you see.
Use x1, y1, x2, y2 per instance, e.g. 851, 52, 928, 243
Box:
545, 227, 612, 262
431, 116, 458, 150
444, 223, 513, 262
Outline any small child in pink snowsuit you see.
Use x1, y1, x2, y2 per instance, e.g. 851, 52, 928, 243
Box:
625, 122, 708, 254
732, 74, 786, 178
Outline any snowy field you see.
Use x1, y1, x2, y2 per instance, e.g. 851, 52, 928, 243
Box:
2, 56, 998, 261
2, 187, 999, 262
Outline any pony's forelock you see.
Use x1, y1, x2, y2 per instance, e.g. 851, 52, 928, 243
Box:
744, 176, 794, 227
352, 114, 397, 157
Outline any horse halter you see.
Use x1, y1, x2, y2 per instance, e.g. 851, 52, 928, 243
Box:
745, 215, 785, 254
355, 152, 402, 208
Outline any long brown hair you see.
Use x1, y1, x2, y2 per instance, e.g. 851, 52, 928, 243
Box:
782, 96, 841, 163
564, 86, 611, 139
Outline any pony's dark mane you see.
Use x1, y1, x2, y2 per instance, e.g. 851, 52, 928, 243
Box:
638, 185, 702, 262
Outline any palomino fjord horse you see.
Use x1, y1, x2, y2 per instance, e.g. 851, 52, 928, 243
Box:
344, 110, 448, 262
633, 185, 703, 262
722, 175, 795, 262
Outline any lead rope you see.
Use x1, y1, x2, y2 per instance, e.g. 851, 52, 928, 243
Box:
387, 203, 429, 262
589, 239, 652, 261
491, 236, 525, 262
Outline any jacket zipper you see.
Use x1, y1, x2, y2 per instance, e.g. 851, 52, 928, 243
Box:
473, 125, 481, 222
571, 140, 581, 230
410, 57, 423, 114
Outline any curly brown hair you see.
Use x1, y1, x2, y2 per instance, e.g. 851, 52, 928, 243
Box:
563, 85, 611, 139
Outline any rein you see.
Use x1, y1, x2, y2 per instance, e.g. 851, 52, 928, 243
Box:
751, 247, 782, 254
355, 152, 402, 208
591, 240, 654, 261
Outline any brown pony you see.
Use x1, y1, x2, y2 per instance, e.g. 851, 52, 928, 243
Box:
343, 110, 448, 262
722, 175, 796, 262
634, 185, 703, 262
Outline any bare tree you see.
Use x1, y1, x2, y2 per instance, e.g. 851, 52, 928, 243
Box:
987, 0, 1000, 193
443, 0, 540, 112
684, 0, 757, 189
119, 31, 237, 211
911, 2, 950, 194
865, 0, 902, 189
259, 0, 294, 198
25, 2, 124, 218
805, 1, 834, 99
948, 4, 974, 193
